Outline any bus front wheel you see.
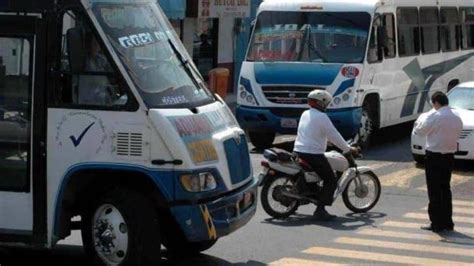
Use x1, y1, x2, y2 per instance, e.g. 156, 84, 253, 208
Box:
82, 188, 161, 266
248, 131, 275, 150
357, 103, 376, 149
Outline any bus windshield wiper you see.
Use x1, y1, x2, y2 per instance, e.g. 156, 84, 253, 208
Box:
167, 39, 204, 90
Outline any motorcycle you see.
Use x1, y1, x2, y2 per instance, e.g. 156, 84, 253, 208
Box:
259, 147, 381, 219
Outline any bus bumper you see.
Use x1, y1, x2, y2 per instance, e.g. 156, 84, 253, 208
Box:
236, 105, 362, 138
169, 177, 258, 242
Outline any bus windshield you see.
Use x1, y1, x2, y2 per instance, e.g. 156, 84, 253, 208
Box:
86, 0, 213, 108
247, 11, 371, 63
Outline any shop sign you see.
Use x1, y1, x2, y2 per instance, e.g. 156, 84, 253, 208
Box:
199, 0, 251, 18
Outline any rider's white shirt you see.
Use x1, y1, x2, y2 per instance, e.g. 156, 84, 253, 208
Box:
294, 108, 351, 155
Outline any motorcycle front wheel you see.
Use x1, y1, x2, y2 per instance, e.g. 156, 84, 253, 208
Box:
261, 176, 299, 219
342, 171, 381, 213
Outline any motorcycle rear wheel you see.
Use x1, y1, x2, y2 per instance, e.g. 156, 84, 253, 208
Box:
261, 176, 299, 219
342, 171, 381, 213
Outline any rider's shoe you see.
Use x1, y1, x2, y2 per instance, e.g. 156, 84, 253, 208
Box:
313, 206, 336, 221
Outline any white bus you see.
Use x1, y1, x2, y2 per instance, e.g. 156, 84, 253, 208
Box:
238, 0, 474, 149
0, 0, 257, 264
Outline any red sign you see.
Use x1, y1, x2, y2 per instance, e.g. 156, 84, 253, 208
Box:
341, 66, 360, 78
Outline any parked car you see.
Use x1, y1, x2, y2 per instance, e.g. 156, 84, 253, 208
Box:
411, 83, 474, 163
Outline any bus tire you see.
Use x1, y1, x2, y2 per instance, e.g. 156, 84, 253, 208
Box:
357, 101, 376, 149
82, 188, 161, 266
248, 131, 275, 150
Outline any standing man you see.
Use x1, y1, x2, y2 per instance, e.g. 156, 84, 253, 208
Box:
294, 89, 358, 221
414, 91, 463, 232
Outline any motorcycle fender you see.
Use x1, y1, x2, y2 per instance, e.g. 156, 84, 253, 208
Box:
258, 171, 298, 187
336, 167, 375, 195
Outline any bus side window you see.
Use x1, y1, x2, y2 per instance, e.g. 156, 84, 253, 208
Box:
397, 8, 420, 57
56, 10, 130, 109
440, 7, 460, 52
368, 16, 383, 63
460, 7, 474, 50
420, 7, 440, 54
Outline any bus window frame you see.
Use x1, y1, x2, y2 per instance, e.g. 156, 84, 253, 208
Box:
397, 7, 421, 58
382, 13, 397, 59
440, 7, 461, 53
419, 7, 440, 55
460, 7, 474, 50
50, 7, 139, 112
367, 14, 383, 64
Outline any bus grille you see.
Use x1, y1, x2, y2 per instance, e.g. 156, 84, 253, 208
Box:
269, 108, 306, 118
223, 135, 251, 185
262, 86, 323, 104
459, 129, 473, 139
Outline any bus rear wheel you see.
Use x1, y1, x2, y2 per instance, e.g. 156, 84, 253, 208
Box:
82, 189, 161, 266
248, 131, 275, 150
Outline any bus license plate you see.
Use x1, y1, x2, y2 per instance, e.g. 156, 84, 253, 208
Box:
281, 118, 297, 128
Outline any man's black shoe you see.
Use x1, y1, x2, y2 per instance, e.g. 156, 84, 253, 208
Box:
313, 207, 336, 221
420, 225, 444, 233
443, 225, 454, 231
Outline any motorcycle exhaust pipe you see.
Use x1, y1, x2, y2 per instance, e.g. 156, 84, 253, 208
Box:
280, 190, 319, 205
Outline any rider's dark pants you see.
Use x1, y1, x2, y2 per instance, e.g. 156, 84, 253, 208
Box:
296, 152, 336, 206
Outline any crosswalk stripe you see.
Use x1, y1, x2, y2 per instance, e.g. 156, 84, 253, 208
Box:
335, 237, 474, 257
303, 246, 473, 265
358, 228, 474, 244
368, 161, 397, 172
453, 200, 474, 207
404, 212, 474, 224
380, 167, 424, 188
422, 206, 474, 215
269, 258, 346, 266
381, 221, 474, 234
451, 173, 473, 187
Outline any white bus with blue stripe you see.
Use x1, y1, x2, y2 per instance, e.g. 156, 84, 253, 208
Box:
0, 0, 256, 264
238, 0, 474, 149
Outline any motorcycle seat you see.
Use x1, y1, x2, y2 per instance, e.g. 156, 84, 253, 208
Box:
298, 158, 313, 171
264, 148, 293, 162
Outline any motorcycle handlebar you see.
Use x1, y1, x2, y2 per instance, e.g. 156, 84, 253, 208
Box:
344, 151, 358, 168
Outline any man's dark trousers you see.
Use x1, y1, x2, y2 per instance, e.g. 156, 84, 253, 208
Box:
296, 152, 337, 206
425, 151, 455, 230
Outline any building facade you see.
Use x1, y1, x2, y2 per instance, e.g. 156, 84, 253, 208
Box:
158, 0, 263, 92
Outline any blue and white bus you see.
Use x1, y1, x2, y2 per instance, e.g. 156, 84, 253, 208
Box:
0, 0, 257, 264
238, 0, 474, 148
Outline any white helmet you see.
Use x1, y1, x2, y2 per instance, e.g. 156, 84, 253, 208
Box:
308, 89, 333, 109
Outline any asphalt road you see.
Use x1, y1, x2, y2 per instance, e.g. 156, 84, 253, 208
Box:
1, 122, 473, 265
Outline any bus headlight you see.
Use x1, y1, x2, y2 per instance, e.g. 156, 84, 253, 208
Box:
180, 172, 217, 192
239, 85, 258, 106
342, 93, 350, 101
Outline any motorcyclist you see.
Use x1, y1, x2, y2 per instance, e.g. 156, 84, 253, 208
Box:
294, 89, 358, 221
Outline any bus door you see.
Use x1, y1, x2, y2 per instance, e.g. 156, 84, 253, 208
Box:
0, 15, 47, 245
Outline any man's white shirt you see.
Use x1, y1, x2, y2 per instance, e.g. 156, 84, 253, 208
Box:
414, 106, 463, 154
294, 108, 351, 155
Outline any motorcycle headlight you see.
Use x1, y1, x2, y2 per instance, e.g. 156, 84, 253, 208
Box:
180, 172, 217, 192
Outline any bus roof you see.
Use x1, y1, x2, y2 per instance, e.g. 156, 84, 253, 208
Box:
259, 0, 380, 13
259, 0, 474, 14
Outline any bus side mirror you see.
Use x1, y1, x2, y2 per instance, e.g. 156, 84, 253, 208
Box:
66, 28, 85, 73
377, 27, 387, 49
